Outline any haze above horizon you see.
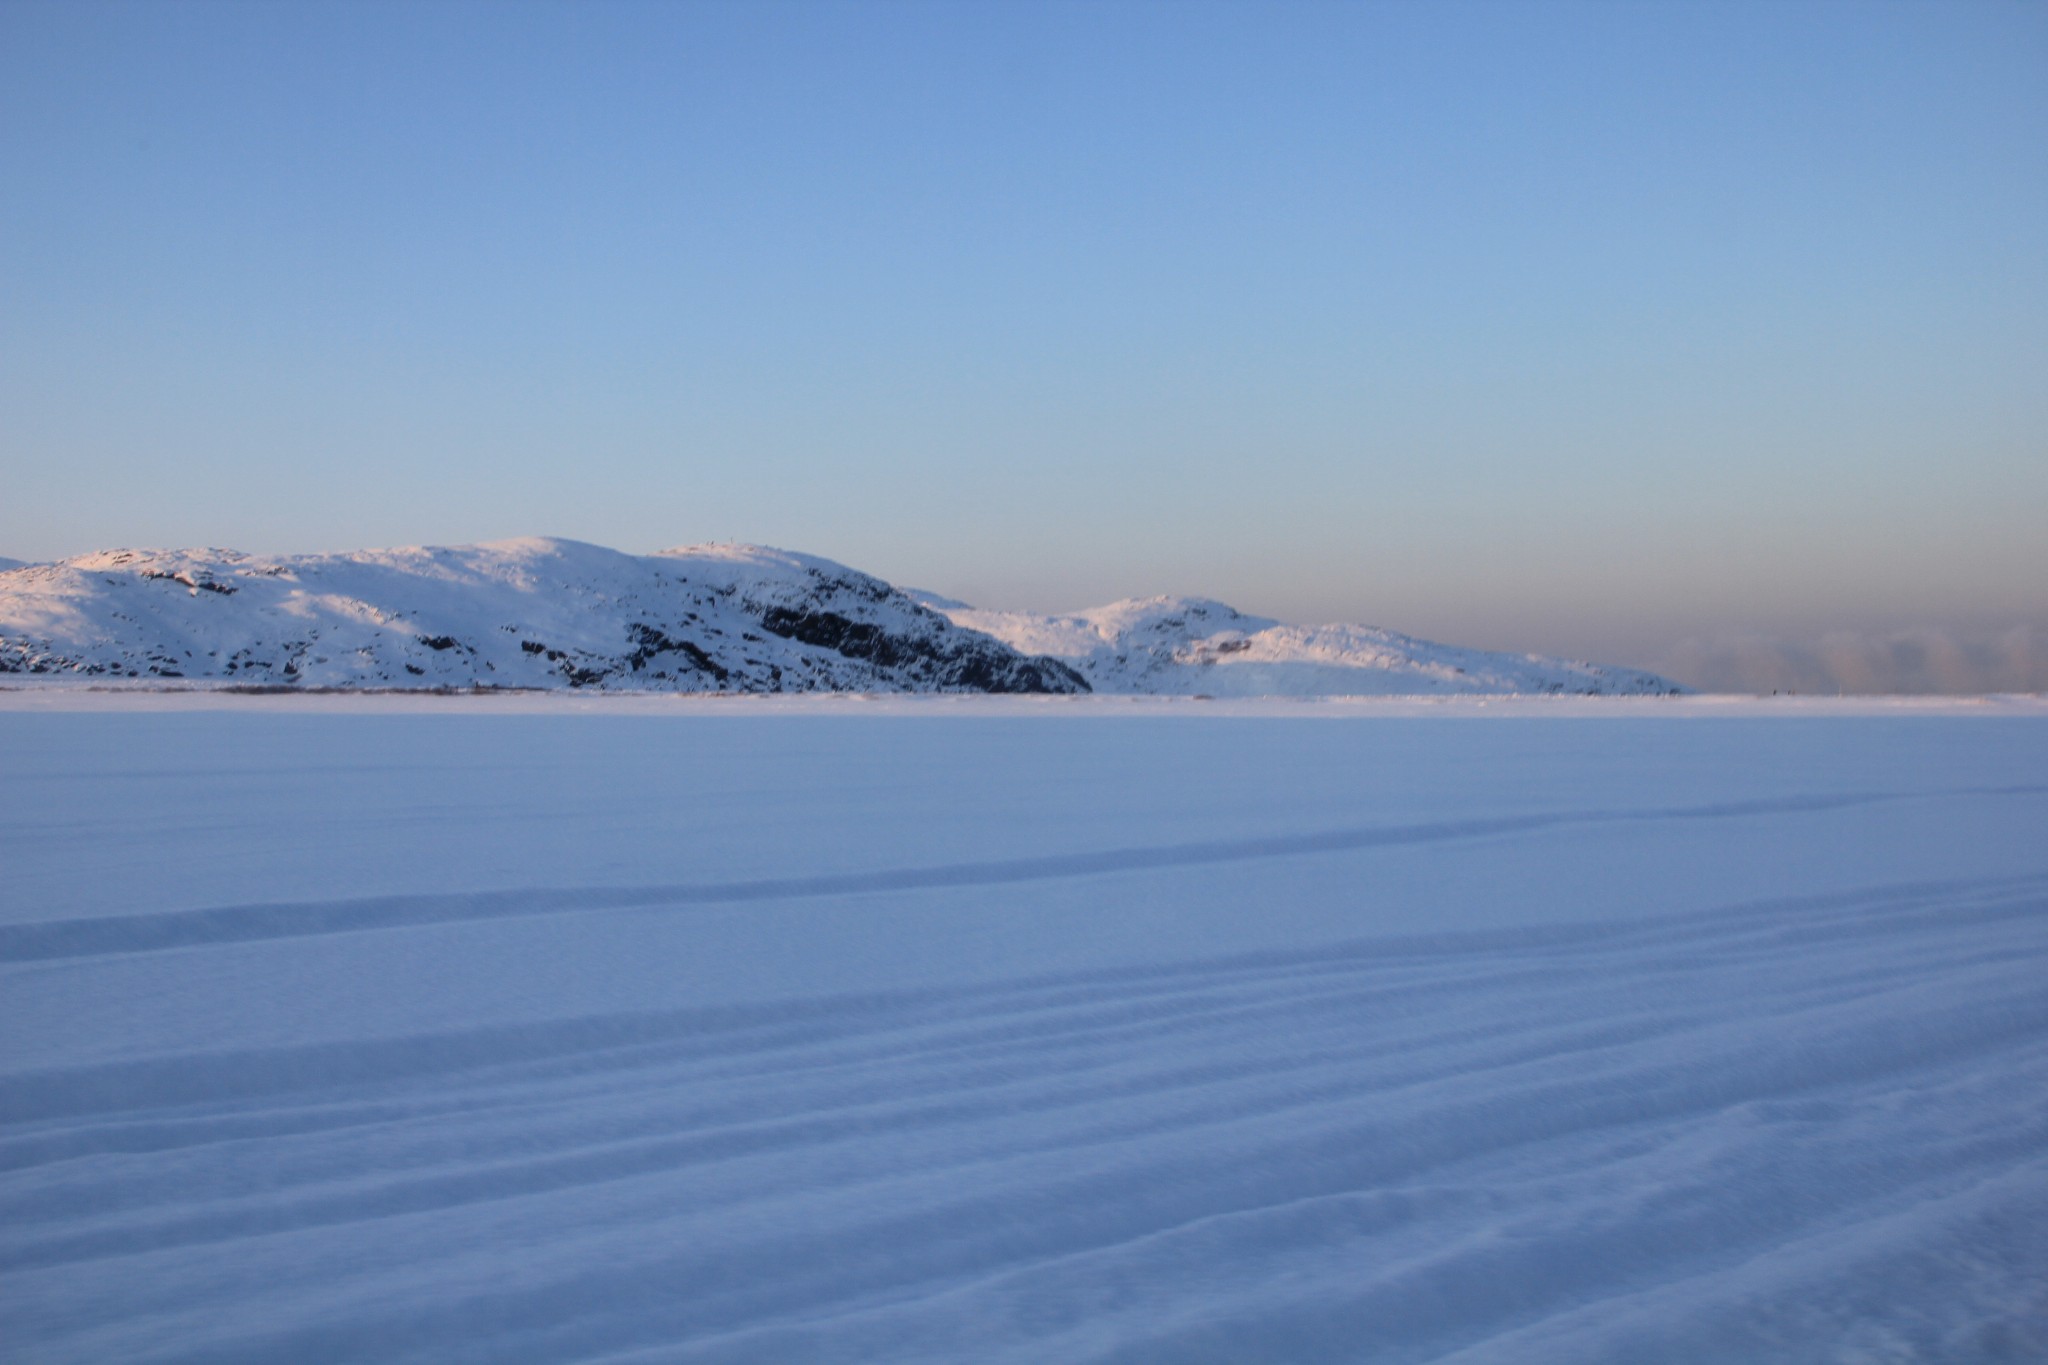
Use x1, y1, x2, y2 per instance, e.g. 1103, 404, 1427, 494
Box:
3, 0, 2043, 691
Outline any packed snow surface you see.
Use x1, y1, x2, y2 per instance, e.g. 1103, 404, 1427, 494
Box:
3, 693, 2044, 1363
0, 538, 1677, 694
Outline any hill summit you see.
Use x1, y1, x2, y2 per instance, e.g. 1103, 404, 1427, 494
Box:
0, 538, 1680, 695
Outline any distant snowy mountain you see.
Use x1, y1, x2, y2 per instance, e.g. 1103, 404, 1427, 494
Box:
913, 593, 1682, 696
0, 558, 25, 573
0, 538, 1681, 694
0, 539, 1086, 693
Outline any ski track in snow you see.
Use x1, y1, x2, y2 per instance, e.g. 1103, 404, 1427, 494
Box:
2, 702, 2045, 1362
16, 787, 2031, 963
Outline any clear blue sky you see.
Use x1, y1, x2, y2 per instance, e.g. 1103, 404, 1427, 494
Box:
3, 0, 2043, 673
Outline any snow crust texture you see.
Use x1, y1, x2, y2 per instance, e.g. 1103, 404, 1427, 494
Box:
3, 705, 2044, 1362
0, 539, 1678, 695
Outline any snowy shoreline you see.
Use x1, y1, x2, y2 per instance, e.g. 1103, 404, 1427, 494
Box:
0, 679, 2041, 717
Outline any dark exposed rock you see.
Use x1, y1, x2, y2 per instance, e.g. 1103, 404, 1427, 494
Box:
757, 607, 1087, 695
626, 623, 729, 681
142, 570, 237, 595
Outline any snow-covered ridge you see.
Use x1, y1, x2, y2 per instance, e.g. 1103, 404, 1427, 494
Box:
914, 592, 1682, 696
0, 538, 1681, 694
0, 538, 1085, 694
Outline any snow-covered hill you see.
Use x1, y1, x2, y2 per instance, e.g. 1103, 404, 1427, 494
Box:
0, 539, 1086, 693
0, 538, 1681, 695
916, 593, 1682, 696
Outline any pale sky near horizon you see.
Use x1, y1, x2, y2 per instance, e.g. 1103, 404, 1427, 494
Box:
3, 0, 2044, 686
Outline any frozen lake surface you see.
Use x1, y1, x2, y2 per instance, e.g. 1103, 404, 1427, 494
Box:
3, 693, 2045, 1362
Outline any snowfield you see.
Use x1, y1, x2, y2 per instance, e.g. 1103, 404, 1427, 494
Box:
2, 692, 2045, 1363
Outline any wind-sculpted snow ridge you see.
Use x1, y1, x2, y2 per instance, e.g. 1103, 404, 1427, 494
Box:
0, 538, 1087, 693
918, 593, 1683, 696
